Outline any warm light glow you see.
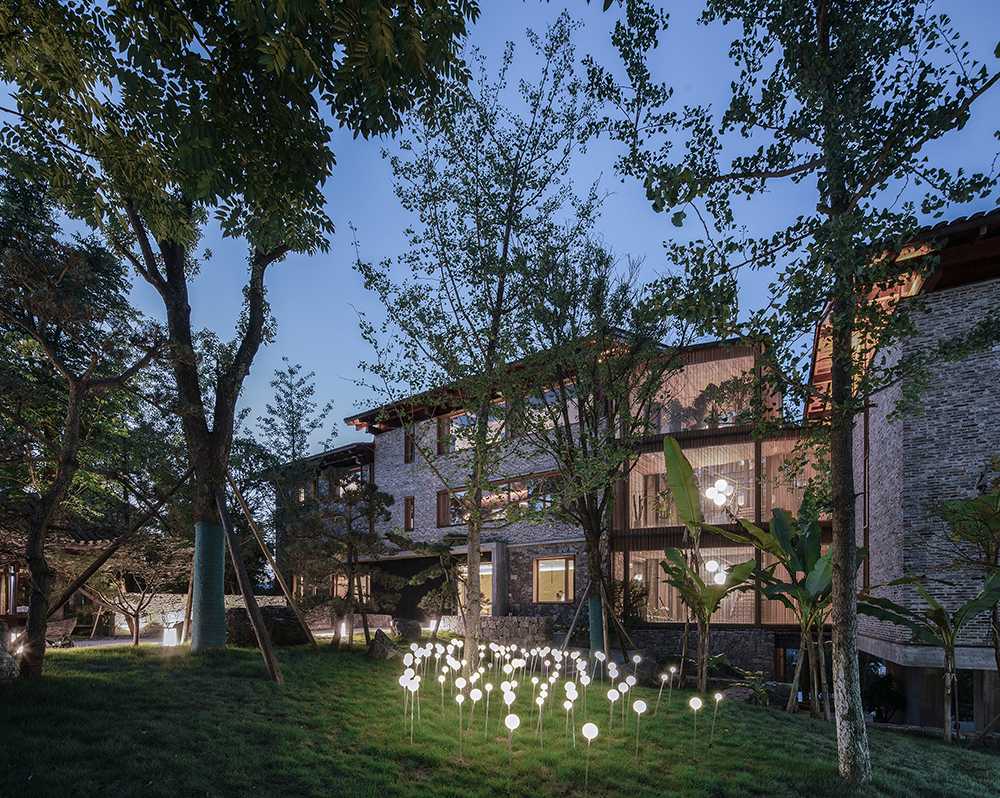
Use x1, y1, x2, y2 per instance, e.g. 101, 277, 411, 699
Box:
705, 487, 718, 500
713, 494, 727, 506
505, 714, 520, 731
633, 700, 647, 714
608, 689, 620, 702
713, 571, 727, 585
715, 693, 723, 702
714, 478, 728, 492
582, 722, 599, 741
471, 688, 482, 702
690, 697, 703, 710
705, 560, 719, 572
162, 627, 178, 647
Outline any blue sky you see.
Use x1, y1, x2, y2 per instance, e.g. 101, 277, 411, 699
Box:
124, 1, 1000, 451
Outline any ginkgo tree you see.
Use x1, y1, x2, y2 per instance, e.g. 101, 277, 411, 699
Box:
1, 0, 475, 655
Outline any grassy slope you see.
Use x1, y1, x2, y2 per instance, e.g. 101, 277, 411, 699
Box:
1, 644, 997, 798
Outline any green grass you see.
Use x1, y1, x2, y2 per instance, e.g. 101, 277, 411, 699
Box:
1, 643, 998, 798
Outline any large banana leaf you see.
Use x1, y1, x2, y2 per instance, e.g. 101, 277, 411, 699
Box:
663, 435, 702, 528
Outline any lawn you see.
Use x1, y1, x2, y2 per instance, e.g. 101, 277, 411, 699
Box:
1, 642, 998, 798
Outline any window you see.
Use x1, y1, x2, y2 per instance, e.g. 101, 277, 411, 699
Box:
483, 472, 563, 521
533, 556, 574, 603
404, 426, 415, 463
458, 559, 493, 615
404, 496, 415, 531
437, 416, 452, 454
437, 489, 467, 527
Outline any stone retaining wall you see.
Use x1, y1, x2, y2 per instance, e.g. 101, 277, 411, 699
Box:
629, 628, 777, 679
437, 615, 553, 647
109, 594, 285, 636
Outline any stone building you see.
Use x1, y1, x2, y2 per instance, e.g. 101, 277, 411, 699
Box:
851, 209, 1000, 731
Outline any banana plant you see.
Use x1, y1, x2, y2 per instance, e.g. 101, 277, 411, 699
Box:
858, 570, 1000, 742
660, 547, 756, 693
722, 509, 856, 717
660, 435, 754, 693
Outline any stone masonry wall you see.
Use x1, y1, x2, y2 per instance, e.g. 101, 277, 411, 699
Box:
630, 628, 777, 679
506, 539, 589, 630
371, 424, 581, 548
438, 614, 553, 647
112, 594, 285, 636
859, 276, 1000, 663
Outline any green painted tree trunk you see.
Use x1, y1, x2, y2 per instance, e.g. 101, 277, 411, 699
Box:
191, 522, 227, 650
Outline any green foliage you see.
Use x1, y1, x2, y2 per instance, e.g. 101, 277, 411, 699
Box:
6, 646, 1000, 798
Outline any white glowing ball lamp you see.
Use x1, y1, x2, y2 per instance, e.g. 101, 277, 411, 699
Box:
456, 677, 467, 690
580, 674, 591, 686
505, 714, 520, 731
633, 700, 647, 715
713, 494, 727, 507
715, 478, 728, 492
608, 688, 620, 702
504, 691, 517, 707
471, 688, 482, 702
582, 722, 599, 741
626, 675, 637, 687
690, 696, 703, 711
714, 571, 727, 585
705, 560, 719, 572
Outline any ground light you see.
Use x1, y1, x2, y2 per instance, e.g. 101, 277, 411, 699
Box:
581, 722, 598, 796
469, 687, 482, 730
668, 666, 677, 709
655, 673, 668, 715
711, 693, 723, 747
690, 696, 703, 760
505, 713, 520, 793
607, 688, 619, 733
633, 699, 647, 766
456, 693, 464, 760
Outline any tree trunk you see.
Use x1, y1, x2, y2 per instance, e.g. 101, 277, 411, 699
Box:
696, 613, 709, 694
943, 652, 954, 743
20, 383, 86, 678
828, 285, 872, 782
131, 611, 141, 646
818, 631, 832, 722
787, 627, 807, 713
806, 630, 820, 717
464, 514, 481, 674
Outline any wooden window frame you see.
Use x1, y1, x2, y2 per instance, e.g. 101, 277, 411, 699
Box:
532, 556, 574, 603
404, 496, 415, 531
404, 426, 415, 463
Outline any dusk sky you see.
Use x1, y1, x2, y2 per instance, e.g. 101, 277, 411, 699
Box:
124, 1, 1000, 451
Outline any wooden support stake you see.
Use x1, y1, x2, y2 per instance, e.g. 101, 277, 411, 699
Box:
48, 467, 195, 618
215, 491, 284, 684
226, 471, 319, 651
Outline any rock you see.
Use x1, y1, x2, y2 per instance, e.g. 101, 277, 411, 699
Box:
719, 681, 791, 707
391, 618, 423, 643
0, 623, 17, 682
367, 629, 402, 661
46, 634, 74, 649
225, 605, 309, 648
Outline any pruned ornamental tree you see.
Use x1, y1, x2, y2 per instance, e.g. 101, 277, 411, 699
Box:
593, 0, 999, 780
356, 13, 597, 670
0, 173, 159, 676
1, 0, 476, 651
509, 250, 688, 660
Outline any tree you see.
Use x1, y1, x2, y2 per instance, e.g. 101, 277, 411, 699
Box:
509, 252, 687, 660
859, 572, 1000, 743
355, 13, 596, 671
1, 0, 476, 651
0, 172, 159, 676
656, 436, 755, 693
284, 467, 394, 650
257, 358, 334, 467
593, 1, 1000, 780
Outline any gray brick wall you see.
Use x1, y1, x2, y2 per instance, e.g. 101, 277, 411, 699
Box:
858, 275, 1000, 662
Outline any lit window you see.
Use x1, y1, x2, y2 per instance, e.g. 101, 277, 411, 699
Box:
404, 426, 415, 463
533, 557, 574, 603
437, 489, 467, 527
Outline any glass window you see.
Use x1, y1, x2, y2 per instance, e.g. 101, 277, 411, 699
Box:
651, 350, 757, 433
437, 489, 467, 527
458, 559, 493, 615
629, 546, 756, 624
404, 496, 414, 531
404, 426, 415, 463
533, 556, 574, 603
629, 442, 756, 530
